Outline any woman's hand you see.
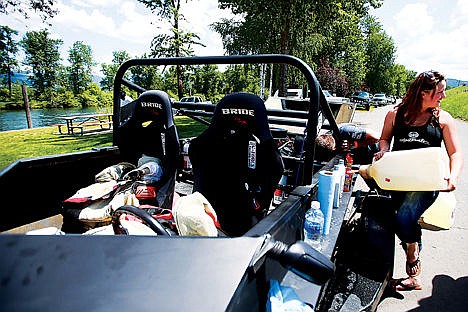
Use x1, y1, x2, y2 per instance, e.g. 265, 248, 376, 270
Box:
374, 150, 388, 161
442, 176, 457, 192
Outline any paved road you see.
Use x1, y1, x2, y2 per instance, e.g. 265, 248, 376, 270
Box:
352, 105, 468, 312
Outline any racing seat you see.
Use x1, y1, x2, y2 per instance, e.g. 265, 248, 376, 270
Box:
118, 90, 180, 209
189, 92, 284, 236
61, 90, 179, 233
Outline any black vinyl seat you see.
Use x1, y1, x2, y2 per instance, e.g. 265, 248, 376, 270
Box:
189, 92, 284, 236
118, 90, 180, 209
61, 90, 180, 233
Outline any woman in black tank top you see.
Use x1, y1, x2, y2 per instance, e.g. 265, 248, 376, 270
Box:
392, 106, 442, 151
373, 71, 464, 291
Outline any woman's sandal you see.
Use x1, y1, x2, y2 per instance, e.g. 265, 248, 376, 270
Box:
406, 258, 421, 277
390, 277, 423, 291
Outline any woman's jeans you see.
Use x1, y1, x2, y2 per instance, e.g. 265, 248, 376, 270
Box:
392, 191, 439, 248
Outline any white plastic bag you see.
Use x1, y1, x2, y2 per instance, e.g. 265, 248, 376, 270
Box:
266, 280, 313, 312
172, 192, 219, 236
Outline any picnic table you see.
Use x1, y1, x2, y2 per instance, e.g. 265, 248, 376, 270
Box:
55, 113, 113, 135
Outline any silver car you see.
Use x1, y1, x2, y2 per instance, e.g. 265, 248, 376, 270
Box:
371, 93, 388, 107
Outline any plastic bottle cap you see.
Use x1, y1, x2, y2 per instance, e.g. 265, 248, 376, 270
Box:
311, 200, 320, 210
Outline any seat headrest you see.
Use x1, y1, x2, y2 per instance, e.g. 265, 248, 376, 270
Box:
210, 92, 271, 142
135, 90, 175, 129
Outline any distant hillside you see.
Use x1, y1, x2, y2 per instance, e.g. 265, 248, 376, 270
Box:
1, 72, 103, 86
447, 78, 468, 88
3, 71, 466, 89
0, 72, 31, 85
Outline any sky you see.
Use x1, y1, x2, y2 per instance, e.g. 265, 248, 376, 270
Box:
2, 0, 468, 81
370, 0, 468, 81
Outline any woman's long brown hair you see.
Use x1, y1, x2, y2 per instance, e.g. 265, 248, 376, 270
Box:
398, 71, 446, 124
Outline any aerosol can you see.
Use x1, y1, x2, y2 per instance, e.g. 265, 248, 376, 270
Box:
182, 140, 192, 172
273, 174, 288, 205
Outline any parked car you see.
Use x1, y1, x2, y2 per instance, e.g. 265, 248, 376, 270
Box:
387, 95, 397, 105
180, 96, 212, 104
350, 91, 371, 111
285, 88, 304, 98
371, 93, 388, 107
323, 90, 349, 104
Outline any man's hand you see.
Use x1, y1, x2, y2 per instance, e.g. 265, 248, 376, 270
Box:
374, 150, 388, 161
340, 139, 351, 151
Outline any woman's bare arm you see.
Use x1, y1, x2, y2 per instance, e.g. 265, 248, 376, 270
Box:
440, 110, 464, 190
374, 108, 397, 160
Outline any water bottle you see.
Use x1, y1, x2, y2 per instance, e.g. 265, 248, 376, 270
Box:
304, 201, 324, 250
337, 159, 346, 191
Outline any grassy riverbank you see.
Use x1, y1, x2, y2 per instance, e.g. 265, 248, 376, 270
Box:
443, 85, 468, 121
0, 127, 112, 169
0, 116, 207, 170
1, 86, 466, 170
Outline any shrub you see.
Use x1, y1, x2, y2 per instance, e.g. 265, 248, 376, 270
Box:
51, 90, 80, 108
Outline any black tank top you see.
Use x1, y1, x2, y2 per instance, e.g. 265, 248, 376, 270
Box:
392, 107, 442, 151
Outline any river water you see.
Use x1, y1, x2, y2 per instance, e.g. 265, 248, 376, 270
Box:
0, 108, 108, 132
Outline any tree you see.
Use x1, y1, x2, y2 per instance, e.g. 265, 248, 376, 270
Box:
130, 53, 164, 91
213, 0, 317, 95
315, 57, 349, 96
191, 64, 223, 102
321, 4, 369, 91
51, 64, 75, 107
138, 0, 205, 99
223, 64, 260, 95
0, 25, 19, 98
363, 16, 396, 94
20, 29, 62, 99
67, 41, 95, 96
161, 65, 179, 99
79, 83, 112, 108
100, 50, 131, 91
0, 0, 58, 22
212, 0, 382, 94
390, 64, 415, 97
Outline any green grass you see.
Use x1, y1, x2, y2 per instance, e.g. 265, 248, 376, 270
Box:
0, 116, 207, 170
443, 86, 468, 121
0, 127, 113, 170
174, 116, 208, 138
